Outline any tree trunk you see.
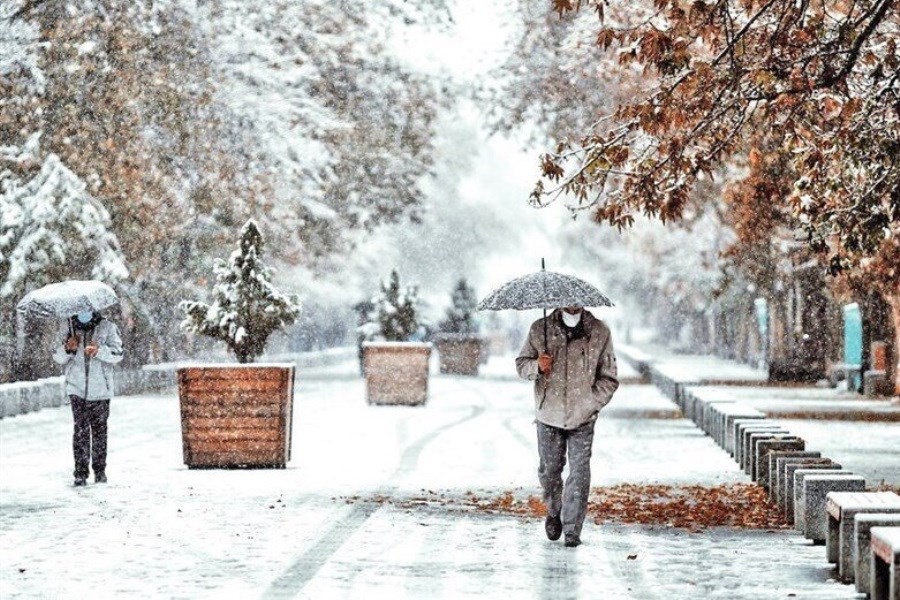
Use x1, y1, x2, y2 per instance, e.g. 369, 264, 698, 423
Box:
886, 293, 900, 395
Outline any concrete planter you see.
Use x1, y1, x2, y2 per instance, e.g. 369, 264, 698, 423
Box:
434, 335, 483, 376
177, 364, 295, 468
363, 342, 432, 405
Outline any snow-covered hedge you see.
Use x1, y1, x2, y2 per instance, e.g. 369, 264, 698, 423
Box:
0, 366, 175, 419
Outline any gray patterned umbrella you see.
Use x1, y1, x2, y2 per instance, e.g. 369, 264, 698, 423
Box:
477, 267, 613, 311
477, 261, 613, 352
16, 280, 119, 319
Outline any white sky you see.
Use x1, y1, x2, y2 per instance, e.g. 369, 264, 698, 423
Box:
335, 0, 616, 323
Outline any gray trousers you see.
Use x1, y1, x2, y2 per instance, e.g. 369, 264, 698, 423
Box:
536, 420, 595, 536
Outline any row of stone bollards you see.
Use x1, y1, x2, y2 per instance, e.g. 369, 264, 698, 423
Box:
660, 376, 900, 600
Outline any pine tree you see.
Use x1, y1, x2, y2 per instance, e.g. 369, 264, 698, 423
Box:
180, 219, 301, 363
438, 278, 479, 335
0, 152, 129, 298
359, 270, 422, 342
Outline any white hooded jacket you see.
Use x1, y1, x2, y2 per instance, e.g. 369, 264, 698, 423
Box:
52, 318, 124, 400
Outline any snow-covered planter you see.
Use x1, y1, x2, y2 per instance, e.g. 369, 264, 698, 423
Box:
433, 279, 482, 376
178, 220, 301, 468
177, 363, 295, 468
359, 270, 431, 405
362, 342, 431, 405
433, 334, 482, 376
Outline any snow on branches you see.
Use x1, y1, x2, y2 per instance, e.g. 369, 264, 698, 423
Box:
358, 270, 425, 342
180, 219, 301, 364
522, 0, 898, 275
0, 2, 44, 93
438, 278, 480, 335
0, 152, 128, 298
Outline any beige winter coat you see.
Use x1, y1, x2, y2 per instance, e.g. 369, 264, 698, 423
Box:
516, 309, 619, 430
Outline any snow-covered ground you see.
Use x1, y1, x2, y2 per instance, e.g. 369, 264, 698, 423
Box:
0, 356, 869, 599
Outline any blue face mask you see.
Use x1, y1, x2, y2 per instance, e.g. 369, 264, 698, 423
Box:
76, 312, 94, 324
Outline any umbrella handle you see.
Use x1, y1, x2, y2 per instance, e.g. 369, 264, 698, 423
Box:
541, 258, 547, 353
543, 308, 548, 353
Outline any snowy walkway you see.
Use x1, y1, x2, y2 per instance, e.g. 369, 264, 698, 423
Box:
1, 357, 864, 599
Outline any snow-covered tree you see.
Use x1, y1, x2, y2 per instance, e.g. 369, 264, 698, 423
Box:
198, 0, 446, 259
359, 270, 424, 342
0, 151, 128, 298
438, 278, 479, 335
180, 219, 301, 364
0, 2, 43, 94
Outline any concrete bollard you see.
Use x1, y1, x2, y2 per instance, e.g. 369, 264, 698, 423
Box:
855, 514, 900, 596
799, 474, 866, 542
768, 452, 820, 497
791, 468, 850, 530
717, 407, 764, 451
744, 432, 793, 474
775, 456, 826, 512
755, 439, 805, 487
726, 415, 767, 455
736, 423, 785, 466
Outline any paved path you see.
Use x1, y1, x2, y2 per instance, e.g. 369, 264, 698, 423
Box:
0, 358, 861, 599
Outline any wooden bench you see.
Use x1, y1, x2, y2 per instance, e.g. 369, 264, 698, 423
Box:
855, 514, 900, 596
869, 526, 900, 600
825, 492, 900, 582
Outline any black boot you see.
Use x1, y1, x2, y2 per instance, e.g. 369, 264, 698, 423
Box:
545, 515, 562, 541
73, 477, 87, 487
564, 531, 581, 547
95, 472, 107, 484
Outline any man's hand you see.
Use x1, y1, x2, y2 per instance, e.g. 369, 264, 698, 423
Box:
538, 353, 553, 375
85, 343, 99, 358
65, 336, 79, 353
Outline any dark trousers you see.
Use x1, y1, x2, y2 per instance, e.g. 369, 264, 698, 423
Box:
536, 420, 596, 536
70, 396, 110, 479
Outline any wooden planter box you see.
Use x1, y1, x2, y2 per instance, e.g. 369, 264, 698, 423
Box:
363, 342, 431, 405
177, 363, 295, 468
434, 335, 483, 376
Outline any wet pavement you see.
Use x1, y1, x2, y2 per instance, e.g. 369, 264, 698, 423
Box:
0, 356, 866, 599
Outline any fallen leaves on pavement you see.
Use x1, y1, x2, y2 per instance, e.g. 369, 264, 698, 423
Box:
337, 483, 789, 530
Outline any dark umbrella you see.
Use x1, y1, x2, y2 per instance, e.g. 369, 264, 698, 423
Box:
477, 259, 614, 351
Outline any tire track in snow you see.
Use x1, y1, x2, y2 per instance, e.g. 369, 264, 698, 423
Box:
262, 382, 489, 599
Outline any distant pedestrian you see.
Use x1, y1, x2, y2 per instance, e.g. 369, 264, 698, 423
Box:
52, 311, 123, 486
516, 306, 619, 547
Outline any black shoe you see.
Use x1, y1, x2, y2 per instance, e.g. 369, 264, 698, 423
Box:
73, 478, 87, 487
564, 532, 581, 547
545, 515, 562, 541
95, 472, 107, 484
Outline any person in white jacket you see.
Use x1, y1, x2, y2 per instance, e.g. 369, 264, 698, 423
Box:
52, 311, 123, 486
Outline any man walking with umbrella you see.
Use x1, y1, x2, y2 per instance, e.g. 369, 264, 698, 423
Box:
516, 304, 619, 547
478, 263, 619, 546
52, 310, 123, 486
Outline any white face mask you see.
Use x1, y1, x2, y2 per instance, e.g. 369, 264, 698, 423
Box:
562, 310, 582, 327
